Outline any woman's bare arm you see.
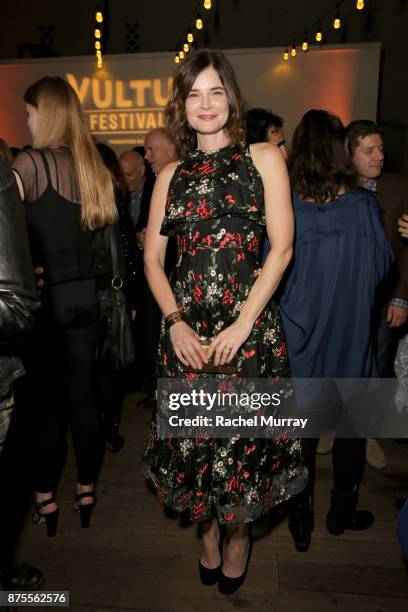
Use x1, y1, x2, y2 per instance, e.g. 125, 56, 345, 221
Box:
208, 143, 293, 365
144, 162, 207, 369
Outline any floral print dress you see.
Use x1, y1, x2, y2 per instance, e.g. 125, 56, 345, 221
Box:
142, 144, 306, 524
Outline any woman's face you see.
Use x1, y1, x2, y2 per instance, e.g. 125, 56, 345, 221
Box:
185, 66, 229, 136
26, 103, 39, 140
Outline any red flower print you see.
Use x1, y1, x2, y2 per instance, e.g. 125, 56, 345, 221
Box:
224, 194, 236, 204
187, 372, 200, 381
249, 205, 258, 212
247, 443, 256, 455
198, 160, 216, 174
196, 198, 213, 218
223, 289, 234, 305
243, 471, 250, 479
163, 352, 168, 366
227, 476, 237, 492
157, 487, 168, 503
232, 153, 242, 160
244, 349, 256, 358
176, 472, 185, 484
248, 237, 259, 252
224, 512, 235, 521
275, 343, 287, 358
236, 252, 246, 262
193, 284, 203, 303
202, 320, 207, 331
192, 501, 206, 519
199, 463, 208, 475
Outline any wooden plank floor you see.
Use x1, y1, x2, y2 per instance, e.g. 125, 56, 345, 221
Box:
15, 392, 408, 612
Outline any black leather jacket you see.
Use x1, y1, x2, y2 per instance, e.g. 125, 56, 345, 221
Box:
0, 158, 39, 403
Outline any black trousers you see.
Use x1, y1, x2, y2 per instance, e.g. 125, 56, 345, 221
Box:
25, 280, 104, 492
299, 437, 366, 506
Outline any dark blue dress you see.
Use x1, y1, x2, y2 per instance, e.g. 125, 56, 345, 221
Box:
278, 188, 393, 378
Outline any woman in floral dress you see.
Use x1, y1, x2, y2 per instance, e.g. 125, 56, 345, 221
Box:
142, 49, 306, 593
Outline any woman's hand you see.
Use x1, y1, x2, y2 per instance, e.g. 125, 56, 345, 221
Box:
170, 320, 208, 370
207, 320, 253, 367
398, 214, 408, 238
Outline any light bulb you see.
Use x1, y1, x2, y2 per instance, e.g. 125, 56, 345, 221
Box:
356, 0, 364, 9
175, 55, 180, 64
196, 16, 203, 29
96, 50, 102, 59
302, 40, 308, 51
183, 42, 189, 52
96, 11, 103, 23
179, 50, 185, 59
334, 17, 341, 29
94, 28, 101, 39
291, 45, 297, 57
283, 49, 289, 61
204, 0, 212, 9
187, 31, 193, 43
315, 29, 322, 42
95, 41, 101, 50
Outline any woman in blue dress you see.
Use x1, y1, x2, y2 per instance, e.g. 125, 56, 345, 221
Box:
278, 110, 393, 551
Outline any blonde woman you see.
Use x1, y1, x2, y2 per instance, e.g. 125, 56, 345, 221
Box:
12, 76, 117, 536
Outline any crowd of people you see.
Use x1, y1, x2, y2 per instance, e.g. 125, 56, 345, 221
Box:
0, 48, 407, 598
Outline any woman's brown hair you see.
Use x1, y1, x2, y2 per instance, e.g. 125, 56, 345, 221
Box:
24, 76, 117, 230
165, 49, 245, 158
288, 109, 357, 203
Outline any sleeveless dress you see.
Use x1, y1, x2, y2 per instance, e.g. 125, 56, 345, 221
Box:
142, 144, 306, 524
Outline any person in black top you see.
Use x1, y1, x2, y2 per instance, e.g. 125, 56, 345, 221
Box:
12, 76, 117, 536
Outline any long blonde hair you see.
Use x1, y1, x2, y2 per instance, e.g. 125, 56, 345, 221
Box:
24, 76, 116, 230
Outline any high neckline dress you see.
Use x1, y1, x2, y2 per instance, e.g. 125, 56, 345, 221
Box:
142, 144, 306, 524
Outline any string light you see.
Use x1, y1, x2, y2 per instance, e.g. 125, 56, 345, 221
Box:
333, 5, 341, 29
356, 0, 364, 9
291, 42, 297, 57
94, 6, 103, 68
195, 14, 203, 29
203, 0, 212, 9
179, 50, 185, 59
283, 48, 289, 61
302, 32, 308, 51
187, 31, 194, 43
175, 54, 180, 64
183, 42, 189, 52
315, 23, 323, 42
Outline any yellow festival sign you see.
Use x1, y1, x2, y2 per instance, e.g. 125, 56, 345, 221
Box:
66, 73, 173, 146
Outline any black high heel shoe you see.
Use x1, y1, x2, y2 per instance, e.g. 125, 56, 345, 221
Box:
218, 537, 253, 595
74, 490, 97, 528
288, 506, 314, 552
32, 497, 59, 537
198, 561, 222, 586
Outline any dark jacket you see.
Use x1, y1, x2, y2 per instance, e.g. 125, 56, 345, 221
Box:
0, 159, 39, 352
0, 158, 39, 405
376, 172, 408, 302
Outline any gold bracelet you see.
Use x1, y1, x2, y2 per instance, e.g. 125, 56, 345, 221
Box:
165, 311, 183, 327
